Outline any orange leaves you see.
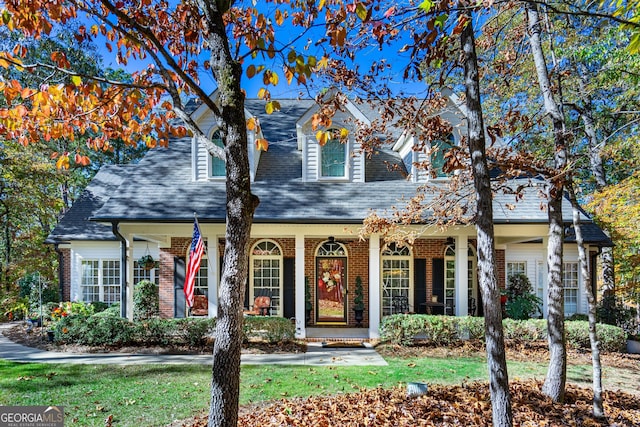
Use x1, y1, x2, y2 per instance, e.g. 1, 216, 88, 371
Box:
50, 51, 70, 68
255, 138, 268, 151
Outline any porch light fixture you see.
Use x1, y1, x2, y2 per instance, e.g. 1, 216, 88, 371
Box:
446, 237, 455, 248
328, 236, 335, 243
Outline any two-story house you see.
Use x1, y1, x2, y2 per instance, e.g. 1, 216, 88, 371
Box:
46, 93, 612, 340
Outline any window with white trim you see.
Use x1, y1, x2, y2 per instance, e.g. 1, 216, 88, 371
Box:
381, 243, 412, 316
133, 261, 159, 286
506, 262, 527, 280
250, 240, 282, 316
209, 129, 225, 177
563, 262, 579, 316
320, 132, 347, 178
194, 256, 208, 298
80, 259, 120, 304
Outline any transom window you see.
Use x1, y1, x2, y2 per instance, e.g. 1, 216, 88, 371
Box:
563, 262, 579, 316
209, 129, 225, 177
320, 132, 347, 178
250, 240, 283, 316
381, 243, 412, 316
80, 259, 120, 304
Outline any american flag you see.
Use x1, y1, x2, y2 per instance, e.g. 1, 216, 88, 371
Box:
184, 219, 204, 308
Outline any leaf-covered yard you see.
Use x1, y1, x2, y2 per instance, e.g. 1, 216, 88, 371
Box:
178, 380, 640, 426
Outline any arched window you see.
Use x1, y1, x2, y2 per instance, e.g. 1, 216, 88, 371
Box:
250, 240, 283, 316
320, 131, 347, 178
209, 129, 225, 177
430, 134, 455, 178
381, 243, 413, 316
315, 240, 348, 323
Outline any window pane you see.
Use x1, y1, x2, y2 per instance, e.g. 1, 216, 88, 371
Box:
321, 138, 345, 177
211, 130, 225, 177
81, 260, 99, 302
102, 260, 121, 304
430, 135, 453, 178
563, 262, 579, 316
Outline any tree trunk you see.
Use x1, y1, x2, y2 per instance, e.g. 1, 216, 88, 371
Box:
574, 64, 614, 294
461, 14, 513, 427
567, 180, 605, 417
198, 2, 260, 426
526, 1, 567, 403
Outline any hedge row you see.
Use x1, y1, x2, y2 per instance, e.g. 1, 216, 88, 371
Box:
379, 314, 626, 352
53, 315, 295, 348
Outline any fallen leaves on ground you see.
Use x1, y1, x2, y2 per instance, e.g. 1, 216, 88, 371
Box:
179, 380, 640, 426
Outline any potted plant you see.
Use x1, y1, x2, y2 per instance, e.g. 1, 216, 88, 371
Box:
304, 277, 312, 325
353, 276, 365, 327
138, 254, 157, 270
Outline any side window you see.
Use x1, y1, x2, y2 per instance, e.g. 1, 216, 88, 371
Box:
320, 132, 346, 178
210, 129, 225, 177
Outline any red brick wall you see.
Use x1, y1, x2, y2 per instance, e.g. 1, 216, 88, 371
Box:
60, 248, 71, 301
158, 237, 191, 318
156, 235, 506, 322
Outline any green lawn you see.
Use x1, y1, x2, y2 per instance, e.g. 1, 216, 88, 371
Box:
0, 356, 583, 427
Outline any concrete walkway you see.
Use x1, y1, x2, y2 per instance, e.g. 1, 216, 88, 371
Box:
0, 323, 387, 366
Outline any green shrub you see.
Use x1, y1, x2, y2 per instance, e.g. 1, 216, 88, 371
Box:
456, 316, 485, 340
243, 316, 295, 343
380, 314, 466, 346
597, 293, 638, 338
505, 274, 542, 320
502, 319, 547, 341
175, 318, 216, 347
93, 303, 120, 317
133, 280, 160, 321
54, 315, 134, 346
565, 320, 626, 352
135, 318, 178, 346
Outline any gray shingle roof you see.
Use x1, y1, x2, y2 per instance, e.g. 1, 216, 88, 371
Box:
46, 165, 133, 243
46, 98, 612, 247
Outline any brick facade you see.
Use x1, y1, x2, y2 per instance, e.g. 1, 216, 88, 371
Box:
59, 248, 71, 302
153, 235, 507, 324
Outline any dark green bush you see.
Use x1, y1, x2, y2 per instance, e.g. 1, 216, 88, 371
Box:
380, 316, 627, 352
135, 317, 178, 346
54, 315, 134, 346
243, 316, 295, 343
175, 318, 216, 347
505, 274, 542, 320
133, 280, 159, 320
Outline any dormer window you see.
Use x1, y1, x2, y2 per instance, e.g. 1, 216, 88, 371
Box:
209, 129, 225, 178
430, 134, 454, 178
320, 132, 347, 178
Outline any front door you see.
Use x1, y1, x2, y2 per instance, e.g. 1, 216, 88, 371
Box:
316, 257, 347, 323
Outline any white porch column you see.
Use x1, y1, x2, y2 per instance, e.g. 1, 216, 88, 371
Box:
123, 232, 134, 321
455, 234, 468, 316
368, 234, 381, 339
541, 236, 549, 318
294, 233, 306, 339
207, 234, 219, 318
